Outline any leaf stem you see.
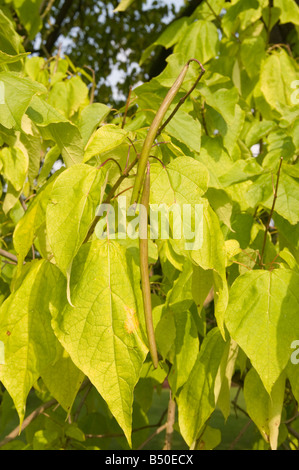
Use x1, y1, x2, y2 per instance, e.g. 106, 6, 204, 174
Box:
121, 85, 132, 129
260, 157, 283, 267
139, 162, 158, 368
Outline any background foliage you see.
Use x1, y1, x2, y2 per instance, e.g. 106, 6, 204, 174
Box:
0, 0, 299, 451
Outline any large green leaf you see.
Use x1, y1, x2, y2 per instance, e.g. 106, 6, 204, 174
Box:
274, 0, 299, 25
27, 95, 84, 167
83, 124, 129, 162
260, 50, 298, 112
0, 146, 28, 191
163, 110, 201, 153
177, 328, 226, 447
48, 76, 89, 119
0, 72, 46, 129
12, 0, 43, 39
150, 156, 209, 205
244, 368, 285, 450
46, 163, 107, 277
225, 268, 299, 393
0, 260, 66, 423
51, 240, 148, 444
0, 9, 26, 71
41, 350, 85, 414
174, 19, 219, 64
77, 103, 111, 148
246, 171, 299, 225
174, 201, 228, 336
13, 171, 61, 266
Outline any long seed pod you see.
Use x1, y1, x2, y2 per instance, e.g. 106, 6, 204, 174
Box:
131, 58, 205, 205
139, 162, 159, 368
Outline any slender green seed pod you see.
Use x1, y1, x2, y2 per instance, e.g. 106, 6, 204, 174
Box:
139, 162, 158, 368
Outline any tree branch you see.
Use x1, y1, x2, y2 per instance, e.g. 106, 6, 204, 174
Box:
0, 248, 19, 264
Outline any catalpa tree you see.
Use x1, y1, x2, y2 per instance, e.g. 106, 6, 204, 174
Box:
0, 0, 299, 451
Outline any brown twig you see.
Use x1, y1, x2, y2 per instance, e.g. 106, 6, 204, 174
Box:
0, 398, 57, 448
0, 248, 19, 264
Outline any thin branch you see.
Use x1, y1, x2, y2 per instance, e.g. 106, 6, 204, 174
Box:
19, 196, 27, 211
121, 86, 132, 129
287, 425, 299, 442
0, 398, 57, 448
86, 408, 168, 441
229, 420, 252, 450
0, 380, 90, 448
0, 248, 19, 264
260, 157, 283, 267
84, 66, 96, 104
98, 158, 122, 175
137, 424, 167, 450
73, 382, 93, 422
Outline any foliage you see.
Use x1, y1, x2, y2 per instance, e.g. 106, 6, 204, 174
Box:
0, 0, 178, 104
0, 0, 299, 451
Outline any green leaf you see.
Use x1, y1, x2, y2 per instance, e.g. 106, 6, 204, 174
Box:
260, 50, 298, 112
48, 76, 89, 119
78, 103, 111, 148
37, 145, 61, 185
46, 163, 107, 277
215, 339, 239, 420
175, 201, 228, 336
0, 49, 28, 66
167, 310, 199, 394
193, 425, 221, 450
0, 72, 46, 129
140, 18, 189, 65
0, 9, 25, 70
13, 171, 60, 266
51, 240, 148, 445
41, 350, 85, 414
246, 171, 299, 225
174, 20, 219, 64
12, 0, 43, 39
244, 368, 285, 450
83, 124, 128, 162
0, 146, 28, 191
274, 0, 299, 25
163, 110, 201, 153
27, 95, 84, 167
150, 156, 209, 205
0, 260, 65, 423
225, 269, 299, 393
177, 328, 226, 446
